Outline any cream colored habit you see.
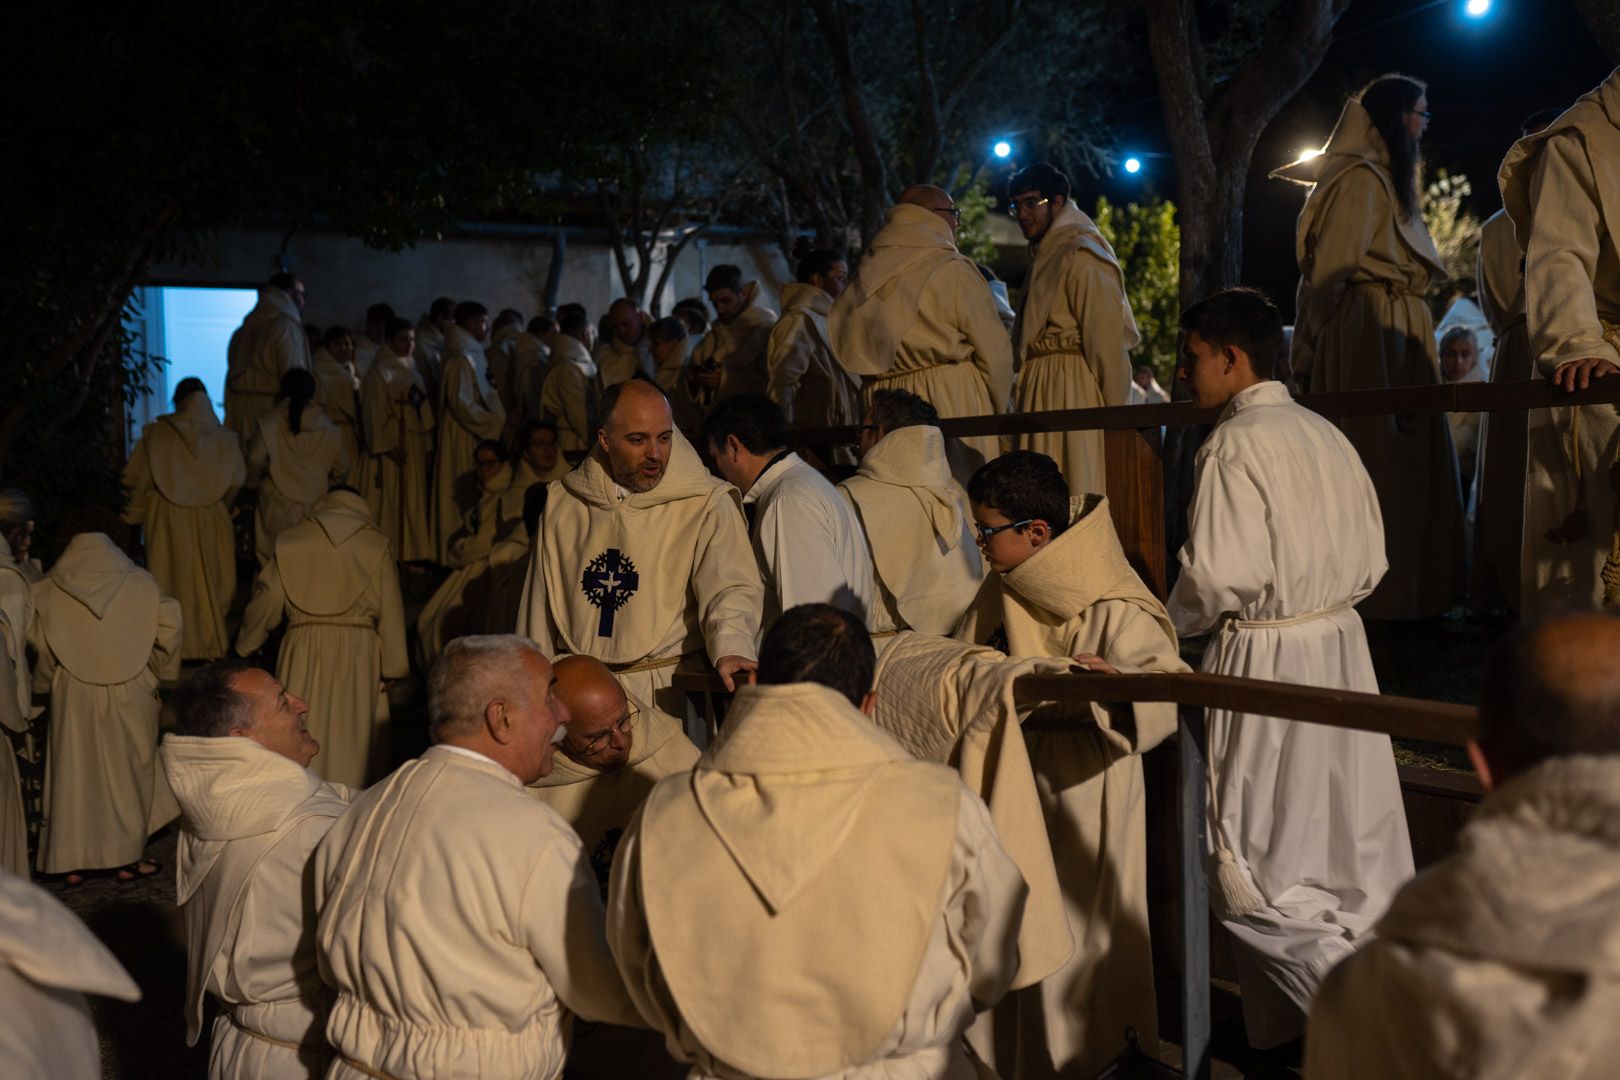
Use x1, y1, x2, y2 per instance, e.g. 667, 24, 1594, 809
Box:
518, 431, 762, 713
486, 321, 521, 410
412, 317, 445, 394
311, 345, 363, 488
743, 452, 876, 628
315, 745, 641, 1079
528, 690, 697, 889
417, 461, 533, 667
839, 424, 984, 634
1168, 380, 1412, 1048
1276, 98, 1465, 620
31, 533, 182, 873
956, 495, 1182, 1079
247, 400, 350, 565
767, 282, 863, 442
123, 391, 245, 660
0, 535, 33, 876
1013, 201, 1138, 496
236, 491, 407, 790
595, 335, 654, 389
539, 334, 598, 455
608, 682, 1024, 1080
431, 324, 507, 564
1501, 69, 1620, 615
690, 281, 778, 401
830, 203, 1014, 485
226, 288, 310, 441
1474, 208, 1532, 610
357, 344, 436, 562
513, 331, 551, 422
161, 734, 352, 1079
0, 868, 141, 1079
1305, 756, 1620, 1080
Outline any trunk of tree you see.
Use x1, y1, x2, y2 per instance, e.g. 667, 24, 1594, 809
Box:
809, 0, 890, 245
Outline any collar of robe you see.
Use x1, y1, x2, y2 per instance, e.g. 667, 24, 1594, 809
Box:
1017, 200, 1140, 356
1501, 67, 1620, 260
741, 449, 796, 505
562, 426, 729, 511
778, 281, 832, 319
1376, 753, 1620, 974
850, 425, 969, 549
246, 287, 300, 327
531, 689, 677, 787
0, 870, 140, 1001
551, 332, 596, 373
259, 401, 340, 506
1218, 379, 1294, 424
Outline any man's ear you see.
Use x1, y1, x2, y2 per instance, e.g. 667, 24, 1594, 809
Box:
859, 690, 877, 717
1053, 193, 1068, 209
725, 434, 745, 460
596, 428, 611, 455
1026, 520, 1053, 547
485, 700, 513, 745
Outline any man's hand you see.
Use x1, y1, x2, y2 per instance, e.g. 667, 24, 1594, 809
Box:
715, 655, 759, 692
1070, 653, 1120, 675
1552, 357, 1620, 392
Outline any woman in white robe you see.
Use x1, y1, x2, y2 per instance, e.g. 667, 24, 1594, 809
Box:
358, 319, 436, 562
246, 369, 349, 565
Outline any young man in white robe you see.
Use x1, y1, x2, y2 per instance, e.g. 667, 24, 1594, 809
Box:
1307, 612, 1620, 1079
485, 307, 524, 413
1008, 163, 1137, 497
431, 300, 507, 564
518, 379, 763, 713
689, 264, 778, 403
357, 318, 436, 562
1439, 326, 1487, 496
955, 450, 1184, 1078
608, 603, 1025, 1079
594, 298, 656, 389
1500, 67, 1620, 615
766, 247, 862, 462
236, 488, 407, 790
226, 273, 310, 442
703, 393, 876, 629
310, 327, 364, 488
123, 379, 245, 660
1167, 287, 1412, 1049
350, 302, 394, 379
839, 388, 984, 635
514, 313, 556, 424
412, 296, 454, 395
161, 661, 352, 1078
315, 635, 642, 1079
539, 307, 600, 458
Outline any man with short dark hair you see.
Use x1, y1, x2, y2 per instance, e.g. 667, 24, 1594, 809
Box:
1168, 286, 1410, 1049
1007, 161, 1137, 497
595, 298, 656, 389
352, 302, 395, 377
766, 248, 861, 458
160, 660, 351, 1077
647, 315, 704, 434
703, 394, 874, 628
514, 313, 556, 421
690, 264, 778, 402
315, 636, 640, 1079
608, 603, 1025, 1079
520, 379, 763, 713
413, 296, 455, 390
432, 299, 507, 563
483, 307, 525, 412
226, 273, 312, 440
838, 388, 983, 634
1306, 612, 1620, 1079
539, 306, 599, 456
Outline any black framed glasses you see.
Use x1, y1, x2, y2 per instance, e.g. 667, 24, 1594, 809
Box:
933, 205, 962, 221
973, 518, 1033, 542
576, 701, 640, 755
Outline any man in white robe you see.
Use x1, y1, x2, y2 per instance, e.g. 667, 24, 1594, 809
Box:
225, 273, 310, 442
1307, 613, 1620, 1080
315, 635, 642, 1079
539, 307, 599, 457
311, 327, 363, 487
514, 314, 556, 424
830, 185, 1013, 486
161, 660, 352, 1078
413, 296, 454, 394
766, 247, 862, 459
1500, 68, 1620, 614
1167, 288, 1412, 1049
485, 308, 524, 413
431, 300, 507, 564
689, 264, 778, 403
1008, 163, 1137, 497
357, 318, 436, 562
703, 393, 875, 628
1126, 366, 1170, 404
839, 388, 984, 635
594, 299, 656, 388
0, 867, 141, 1078
608, 603, 1025, 1079
351, 302, 394, 379
519, 379, 763, 713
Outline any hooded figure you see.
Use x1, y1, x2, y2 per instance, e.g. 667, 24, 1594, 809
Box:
766, 280, 863, 459
357, 342, 436, 562
124, 388, 245, 659
226, 286, 310, 441
689, 280, 779, 402
431, 322, 507, 564
247, 396, 350, 565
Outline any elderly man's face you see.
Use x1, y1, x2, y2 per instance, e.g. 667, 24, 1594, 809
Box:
1440, 336, 1478, 382
524, 426, 560, 474
708, 287, 743, 323
510, 652, 566, 783
610, 303, 644, 345
230, 668, 318, 767
559, 681, 636, 773
599, 387, 674, 492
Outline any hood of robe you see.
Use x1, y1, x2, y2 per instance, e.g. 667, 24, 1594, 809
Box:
275, 490, 387, 616
1272, 98, 1446, 281
1501, 67, 1620, 262
778, 281, 832, 320
414, 317, 445, 348
148, 392, 243, 507
0, 869, 140, 1001
1017, 200, 1140, 356
312, 346, 359, 393
48, 532, 143, 619
1377, 755, 1620, 975
259, 401, 340, 506
492, 321, 521, 347
829, 202, 973, 376
561, 426, 728, 511
551, 332, 597, 376
442, 322, 483, 361
35, 533, 160, 684
530, 688, 681, 788
243, 287, 301, 328
637, 681, 961, 1077
1003, 495, 1177, 644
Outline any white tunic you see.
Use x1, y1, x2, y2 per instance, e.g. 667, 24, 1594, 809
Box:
1167, 379, 1414, 1048
743, 452, 876, 629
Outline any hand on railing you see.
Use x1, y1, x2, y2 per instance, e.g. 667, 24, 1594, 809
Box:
1551, 358, 1620, 392
1070, 653, 1120, 675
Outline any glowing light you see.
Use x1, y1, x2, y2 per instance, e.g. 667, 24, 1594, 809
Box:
1123, 156, 1142, 174
992, 140, 1012, 159
1464, 0, 1491, 17
1298, 147, 1324, 161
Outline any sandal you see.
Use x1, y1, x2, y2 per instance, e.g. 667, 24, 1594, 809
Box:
61, 871, 87, 888
115, 859, 162, 883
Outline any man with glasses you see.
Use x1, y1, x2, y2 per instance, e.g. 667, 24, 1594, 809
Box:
829, 184, 1013, 486
225, 271, 312, 442
1008, 162, 1137, 498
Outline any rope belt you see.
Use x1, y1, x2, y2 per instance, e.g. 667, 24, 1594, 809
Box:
1223, 603, 1353, 630
223, 1009, 322, 1054
1347, 278, 1427, 300
869, 628, 901, 640
341, 1057, 402, 1080
606, 653, 686, 675
866, 360, 962, 383
1022, 337, 1085, 362
288, 619, 377, 631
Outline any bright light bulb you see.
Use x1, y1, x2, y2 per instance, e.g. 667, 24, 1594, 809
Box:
1464, 0, 1490, 17
1124, 157, 1142, 174
1298, 147, 1324, 161
992, 140, 1012, 159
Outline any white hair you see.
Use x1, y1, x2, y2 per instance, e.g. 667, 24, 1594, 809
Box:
427, 635, 545, 740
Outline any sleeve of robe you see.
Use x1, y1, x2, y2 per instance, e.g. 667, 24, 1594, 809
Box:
447, 494, 499, 568
753, 485, 849, 613
1073, 253, 1136, 408
548, 364, 594, 448
234, 557, 289, 657
1167, 453, 1274, 639
121, 430, 154, 526
692, 495, 765, 662
605, 803, 678, 1036
151, 596, 183, 681
946, 263, 1014, 413
1523, 133, 1620, 372
271, 319, 311, 373
520, 825, 643, 1027
1063, 599, 1182, 754
445, 357, 507, 440
1293, 169, 1383, 378
954, 789, 1026, 1010
765, 315, 815, 423
375, 552, 409, 681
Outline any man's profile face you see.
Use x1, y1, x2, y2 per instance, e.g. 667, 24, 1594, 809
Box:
559, 683, 636, 773
525, 427, 560, 474
857, 407, 881, 457
510, 652, 565, 783
708, 287, 742, 323
287, 278, 308, 312
474, 446, 504, 486
812, 261, 850, 300
1178, 331, 1238, 411
1012, 189, 1061, 242
599, 389, 674, 492
610, 303, 644, 346
461, 314, 490, 343
230, 668, 318, 767
388, 328, 416, 358
1440, 336, 1478, 382
971, 501, 1042, 575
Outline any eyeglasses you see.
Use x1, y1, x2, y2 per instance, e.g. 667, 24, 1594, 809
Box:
1007, 195, 1050, 218
973, 518, 1033, 542
1407, 109, 1433, 120
932, 205, 962, 221
576, 701, 639, 755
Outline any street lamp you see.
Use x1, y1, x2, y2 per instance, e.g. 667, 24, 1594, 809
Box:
1123, 156, 1143, 175
993, 140, 1012, 159
1464, 0, 1490, 17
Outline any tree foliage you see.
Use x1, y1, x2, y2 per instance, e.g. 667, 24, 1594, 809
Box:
1093, 196, 1182, 384
1422, 171, 1483, 315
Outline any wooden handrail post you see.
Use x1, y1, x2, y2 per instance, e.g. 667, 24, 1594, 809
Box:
1178, 705, 1211, 1080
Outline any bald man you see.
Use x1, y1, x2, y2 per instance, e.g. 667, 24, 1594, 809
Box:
594, 299, 656, 389
518, 379, 764, 715
528, 655, 699, 894
1307, 613, 1620, 1079
829, 184, 1013, 486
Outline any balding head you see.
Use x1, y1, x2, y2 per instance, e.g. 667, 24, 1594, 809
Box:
1476, 614, 1620, 786
597, 379, 674, 492
898, 184, 960, 236
553, 656, 635, 772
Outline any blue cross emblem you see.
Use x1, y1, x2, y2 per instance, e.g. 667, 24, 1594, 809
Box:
582, 548, 640, 637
